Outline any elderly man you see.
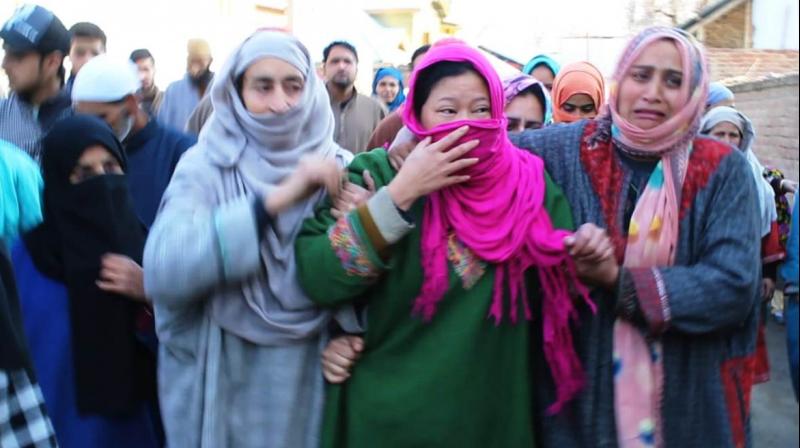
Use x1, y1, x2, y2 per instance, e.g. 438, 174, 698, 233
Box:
72, 55, 195, 227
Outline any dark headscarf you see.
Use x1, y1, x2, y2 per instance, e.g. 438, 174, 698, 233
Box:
23, 114, 155, 416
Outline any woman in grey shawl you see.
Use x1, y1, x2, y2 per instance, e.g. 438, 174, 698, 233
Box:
700, 107, 782, 385
143, 31, 358, 447
699, 106, 777, 238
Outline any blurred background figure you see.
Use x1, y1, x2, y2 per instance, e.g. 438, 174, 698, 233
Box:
158, 38, 213, 132
502, 73, 550, 132
550, 61, 605, 124
130, 48, 163, 117
365, 44, 431, 150
323, 40, 385, 153
65, 21, 106, 95
705, 81, 735, 111
522, 54, 560, 92
372, 67, 405, 112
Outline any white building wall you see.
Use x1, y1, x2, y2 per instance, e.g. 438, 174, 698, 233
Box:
752, 0, 799, 49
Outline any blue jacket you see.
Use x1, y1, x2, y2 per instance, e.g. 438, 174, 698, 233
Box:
158, 74, 210, 133
781, 199, 799, 292
12, 242, 160, 448
125, 120, 195, 227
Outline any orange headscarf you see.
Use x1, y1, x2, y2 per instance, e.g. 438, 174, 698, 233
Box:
551, 61, 605, 123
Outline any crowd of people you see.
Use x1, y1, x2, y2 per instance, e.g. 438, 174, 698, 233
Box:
0, 3, 798, 448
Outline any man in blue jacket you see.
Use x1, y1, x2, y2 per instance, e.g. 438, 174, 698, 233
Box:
71, 55, 196, 227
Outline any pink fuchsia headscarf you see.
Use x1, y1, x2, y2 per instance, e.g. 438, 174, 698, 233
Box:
551, 61, 606, 124
401, 41, 593, 413
600, 27, 709, 448
606, 27, 708, 157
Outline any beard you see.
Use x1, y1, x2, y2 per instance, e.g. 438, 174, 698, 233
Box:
14, 72, 47, 103
190, 68, 213, 86
329, 72, 353, 89
113, 111, 135, 142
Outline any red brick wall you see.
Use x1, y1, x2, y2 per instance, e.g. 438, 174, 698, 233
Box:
703, 1, 749, 48
731, 74, 800, 182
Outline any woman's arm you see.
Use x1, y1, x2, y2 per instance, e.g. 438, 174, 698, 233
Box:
296, 150, 412, 306
143, 153, 266, 307
616, 152, 762, 336
144, 151, 342, 307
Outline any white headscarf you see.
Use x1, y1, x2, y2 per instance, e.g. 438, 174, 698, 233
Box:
196, 30, 354, 343
700, 106, 777, 237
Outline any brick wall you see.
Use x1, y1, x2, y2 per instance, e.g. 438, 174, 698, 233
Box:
702, 1, 748, 48
731, 74, 800, 182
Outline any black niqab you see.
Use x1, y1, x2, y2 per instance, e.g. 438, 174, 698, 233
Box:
23, 114, 155, 416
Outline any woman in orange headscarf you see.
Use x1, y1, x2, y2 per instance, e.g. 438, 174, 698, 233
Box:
551, 61, 605, 124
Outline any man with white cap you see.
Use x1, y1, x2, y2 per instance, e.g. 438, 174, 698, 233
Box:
72, 55, 196, 227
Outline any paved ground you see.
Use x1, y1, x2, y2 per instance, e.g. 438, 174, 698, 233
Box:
752, 318, 799, 447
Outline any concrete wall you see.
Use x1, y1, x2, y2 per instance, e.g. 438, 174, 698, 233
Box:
731, 74, 800, 182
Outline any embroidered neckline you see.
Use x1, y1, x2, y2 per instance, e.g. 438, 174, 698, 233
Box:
447, 233, 486, 290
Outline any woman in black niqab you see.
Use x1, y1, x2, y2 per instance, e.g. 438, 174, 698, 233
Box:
23, 114, 155, 417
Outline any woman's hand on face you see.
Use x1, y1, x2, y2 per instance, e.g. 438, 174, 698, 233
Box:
386, 126, 479, 211
265, 156, 343, 216
96, 254, 147, 302
331, 171, 377, 219
564, 223, 619, 290
321, 335, 364, 384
